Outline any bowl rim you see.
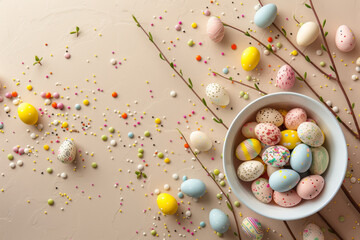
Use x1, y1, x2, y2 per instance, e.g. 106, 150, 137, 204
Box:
223, 92, 347, 220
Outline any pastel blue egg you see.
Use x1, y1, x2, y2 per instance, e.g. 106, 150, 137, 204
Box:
181, 179, 206, 198
209, 209, 230, 234
290, 144, 312, 173
269, 169, 300, 192
254, 4, 277, 28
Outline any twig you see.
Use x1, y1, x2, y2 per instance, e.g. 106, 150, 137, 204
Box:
257, 0, 336, 80
309, 0, 360, 139
132, 15, 228, 129
341, 184, 360, 214
223, 22, 359, 139
213, 72, 268, 95
317, 212, 344, 240
283, 221, 296, 240
177, 129, 241, 240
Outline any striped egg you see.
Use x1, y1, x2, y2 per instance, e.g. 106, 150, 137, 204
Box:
251, 178, 273, 203
241, 217, 264, 240
235, 139, 262, 161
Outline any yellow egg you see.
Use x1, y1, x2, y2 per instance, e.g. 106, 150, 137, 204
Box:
277, 109, 288, 118
235, 138, 262, 161
279, 130, 301, 150
157, 193, 178, 215
241, 47, 260, 71
17, 103, 38, 125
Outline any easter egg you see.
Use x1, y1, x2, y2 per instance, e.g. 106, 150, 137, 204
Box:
180, 179, 206, 198
157, 193, 178, 215
296, 175, 325, 200
262, 145, 290, 167
241, 217, 264, 240
296, 22, 319, 47
241, 47, 260, 71
251, 178, 273, 203
310, 146, 329, 175
190, 131, 212, 152
303, 223, 324, 240
237, 160, 265, 182
285, 108, 307, 130
279, 130, 301, 150
235, 138, 262, 161
57, 139, 76, 163
241, 122, 258, 138
269, 169, 300, 192
254, 3, 277, 29
207, 16, 225, 43
256, 108, 284, 127
255, 123, 281, 146
276, 65, 295, 90
17, 103, 38, 125
335, 25, 356, 52
209, 209, 230, 234
290, 144, 312, 173
297, 122, 325, 147
277, 109, 288, 118
205, 83, 230, 107
273, 190, 302, 207
267, 165, 281, 177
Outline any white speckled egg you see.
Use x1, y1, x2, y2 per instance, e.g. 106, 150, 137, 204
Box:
205, 83, 230, 107
190, 131, 212, 152
269, 169, 300, 192
335, 25, 356, 52
241, 217, 264, 240
285, 108, 307, 130
276, 65, 295, 90
297, 122, 325, 147
296, 175, 325, 200
241, 122, 258, 138
262, 145, 290, 167
236, 139, 262, 161
181, 179, 206, 198
256, 107, 284, 127
279, 130, 301, 150
296, 22, 319, 47
209, 209, 230, 234
237, 160, 265, 182
57, 139, 76, 163
254, 3, 277, 28
251, 178, 273, 203
273, 190, 302, 207
207, 17, 225, 43
290, 144, 312, 173
310, 146, 329, 175
303, 223, 324, 240
255, 123, 281, 146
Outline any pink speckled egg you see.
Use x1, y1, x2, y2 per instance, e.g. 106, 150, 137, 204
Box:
251, 178, 273, 203
273, 190, 302, 208
335, 25, 356, 52
296, 175, 325, 200
276, 65, 295, 90
241, 122, 258, 138
256, 107, 284, 127
207, 16, 225, 43
303, 223, 324, 240
284, 108, 307, 130
255, 123, 281, 146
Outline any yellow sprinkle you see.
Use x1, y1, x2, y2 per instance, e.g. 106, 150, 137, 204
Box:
191, 22, 197, 28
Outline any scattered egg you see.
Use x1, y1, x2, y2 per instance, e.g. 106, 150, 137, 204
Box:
190, 131, 212, 152
181, 179, 206, 198
209, 209, 230, 234
296, 22, 319, 46
335, 25, 356, 52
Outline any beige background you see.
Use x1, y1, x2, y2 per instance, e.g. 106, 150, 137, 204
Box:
0, 0, 359, 239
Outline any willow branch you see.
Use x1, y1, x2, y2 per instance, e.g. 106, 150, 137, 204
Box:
317, 212, 344, 240
341, 184, 360, 214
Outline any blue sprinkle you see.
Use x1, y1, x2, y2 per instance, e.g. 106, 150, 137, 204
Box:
200, 221, 206, 228
222, 68, 229, 74
75, 104, 81, 110
177, 192, 184, 198
128, 132, 134, 138
182, 175, 188, 182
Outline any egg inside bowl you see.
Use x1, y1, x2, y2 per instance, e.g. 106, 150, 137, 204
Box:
223, 92, 347, 220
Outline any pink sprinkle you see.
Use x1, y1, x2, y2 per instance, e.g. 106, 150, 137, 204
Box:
191, 111, 195, 114
151, 23, 154, 26
204, 61, 207, 64
242, 14, 245, 18
159, 16, 162, 19
178, 21, 182, 25
211, 157, 214, 160
46, 75, 49, 78
221, 52, 224, 56
177, 121, 180, 124
199, 42, 202, 45
112, 51, 115, 54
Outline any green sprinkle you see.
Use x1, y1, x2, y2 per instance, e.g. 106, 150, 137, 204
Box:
46, 168, 53, 173
101, 135, 108, 141
216, 193, 222, 199
91, 162, 98, 168
137, 153, 143, 158
220, 180, 226, 187
144, 131, 150, 137
246, 75, 251, 81
320, 61, 326, 67
243, 94, 249, 100
7, 154, 14, 160
138, 148, 144, 153
234, 201, 240, 207
151, 230, 157, 236
276, 42, 282, 48
48, 199, 54, 206
216, 232, 223, 237
158, 152, 164, 159
213, 169, 220, 175
239, 91, 245, 97
338, 216, 345, 222
187, 39, 194, 47
108, 127, 115, 133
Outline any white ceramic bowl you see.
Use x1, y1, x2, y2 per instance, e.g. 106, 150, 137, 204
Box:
223, 92, 347, 220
